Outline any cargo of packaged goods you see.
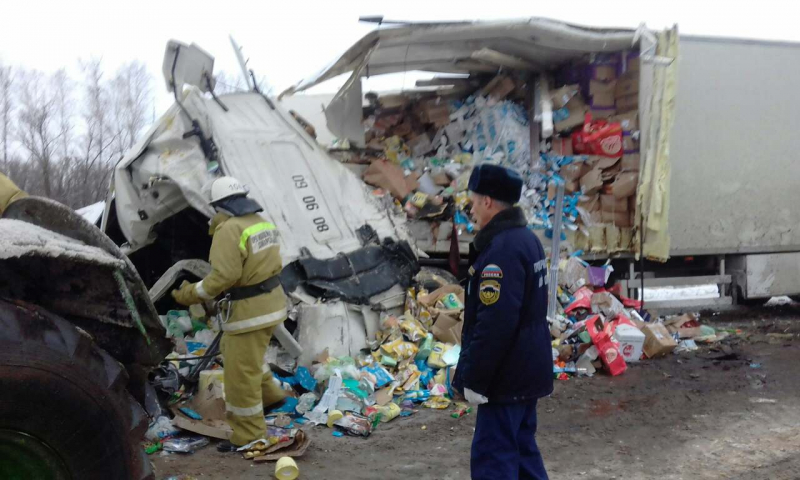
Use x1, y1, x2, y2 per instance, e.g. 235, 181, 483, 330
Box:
622, 133, 638, 152
611, 171, 639, 199
601, 210, 633, 228
615, 72, 640, 98
590, 91, 616, 108
554, 97, 589, 132
552, 136, 574, 156
580, 167, 604, 195
621, 153, 640, 171
551, 84, 581, 109
610, 111, 639, 132
590, 64, 618, 81
590, 107, 616, 119
362, 160, 420, 200
589, 79, 617, 96
616, 94, 638, 113
560, 162, 591, 182
601, 194, 629, 213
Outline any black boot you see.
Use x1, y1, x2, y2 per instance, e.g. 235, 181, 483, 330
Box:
216, 440, 238, 453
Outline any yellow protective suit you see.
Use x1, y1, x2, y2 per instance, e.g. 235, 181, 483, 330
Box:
0, 172, 27, 215
173, 211, 288, 446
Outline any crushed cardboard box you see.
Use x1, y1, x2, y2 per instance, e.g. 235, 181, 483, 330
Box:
642, 323, 678, 358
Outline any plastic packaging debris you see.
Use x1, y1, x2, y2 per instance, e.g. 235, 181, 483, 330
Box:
334, 412, 373, 437
423, 396, 451, 409
162, 436, 210, 453
415, 333, 434, 361
674, 339, 699, 353
427, 342, 447, 368
296, 392, 319, 415
146, 416, 180, 441
442, 344, 461, 366
326, 409, 344, 428
270, 397, 299, 415
365, 402, 402, 422
305, 374, 343, 425
178, 407, 202, 420
451, 403, 472, 418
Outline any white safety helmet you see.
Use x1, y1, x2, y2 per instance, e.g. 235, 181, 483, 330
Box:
210, 176, 248, 204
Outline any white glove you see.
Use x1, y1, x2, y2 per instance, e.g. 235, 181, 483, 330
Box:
464, 388, 488, 405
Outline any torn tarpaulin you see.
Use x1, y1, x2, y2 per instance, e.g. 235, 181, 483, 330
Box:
280, 239, 420, 304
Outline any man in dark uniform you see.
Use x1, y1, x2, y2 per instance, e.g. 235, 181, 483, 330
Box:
454, 164, 553, 480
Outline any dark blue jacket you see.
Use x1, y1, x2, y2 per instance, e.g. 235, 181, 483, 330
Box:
453, 207, 553, 403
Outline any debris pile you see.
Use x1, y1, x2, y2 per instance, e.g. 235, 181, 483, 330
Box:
548, 254, 729, 378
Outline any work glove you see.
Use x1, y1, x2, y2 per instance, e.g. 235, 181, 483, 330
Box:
464, 388, 488, 406
171, 280, 198, 306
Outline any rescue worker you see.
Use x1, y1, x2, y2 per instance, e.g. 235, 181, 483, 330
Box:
0, 171, 27, 215
172, 176, 288, 452
453, 164, 553, 480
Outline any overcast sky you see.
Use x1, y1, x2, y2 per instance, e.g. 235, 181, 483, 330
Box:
0, 0, 795, 112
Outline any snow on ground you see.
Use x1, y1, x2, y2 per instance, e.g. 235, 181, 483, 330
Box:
642, 284, 720, 302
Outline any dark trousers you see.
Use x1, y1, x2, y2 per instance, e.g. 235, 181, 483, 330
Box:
471, 401, 548, 480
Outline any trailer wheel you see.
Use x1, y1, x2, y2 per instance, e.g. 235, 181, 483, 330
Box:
416, 266, 460, 290
0, 299, 154, 480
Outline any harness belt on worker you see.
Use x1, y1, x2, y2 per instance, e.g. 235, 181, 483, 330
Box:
224, 275, 282, 301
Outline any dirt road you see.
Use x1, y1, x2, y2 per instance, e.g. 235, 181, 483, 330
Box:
153, 308, 800, 479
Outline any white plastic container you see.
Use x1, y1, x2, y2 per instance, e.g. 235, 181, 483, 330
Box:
613, 324, 645, 363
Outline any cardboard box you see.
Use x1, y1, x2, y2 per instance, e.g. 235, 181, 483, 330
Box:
588, 225, 606, 252
590, 107, 616, 119
600, 162, 621, 181
592, 64, 617, 81
665, 313, 704, 338
419, 284, 465, 309
642, 323, 678, 358
611, 172, 639, 199
621, 153, 640, 171
550, 84, 581, 109
489, 76, 517, 101
363, 160, 419, 200
580, 167, 603, 195
626, 56, 640, 73
601, 210, 633, 227
552, 137, 574, 156
590, 91, 616, 108
589, 79, 617, 96
616, 94, 638, 113
431, 313, 463, 345
560, 162, 590, 182
554, 97, 588, 133
593, 156, 621, 170
565, 180, 580, 194
610, 111, 639, 132
601, 194, 629, 213
622, 134, 639, 152
615, 72, 640, 98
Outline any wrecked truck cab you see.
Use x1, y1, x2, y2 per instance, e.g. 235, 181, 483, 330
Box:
104, 40, 420, 362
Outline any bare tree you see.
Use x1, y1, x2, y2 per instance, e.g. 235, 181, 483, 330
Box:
110, 61, 152, 160
0, 62, 13, 167
16, 70, 59, 198
77, 58, 116, 206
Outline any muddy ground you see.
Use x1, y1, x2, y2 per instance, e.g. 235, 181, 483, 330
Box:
153, 306, 800, 479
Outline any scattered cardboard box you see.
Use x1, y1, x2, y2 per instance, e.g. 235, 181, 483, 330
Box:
616, 94, 638, 113
611, 172, 639, 199
580, 167, 603, 195
665, 313, 704, 339
642, 323, 678, 358
554, 97, 588, 133
171, 382, 232, 440
431, 313, 463, 345
363, 160, 419, 200
418, 285, 465, 309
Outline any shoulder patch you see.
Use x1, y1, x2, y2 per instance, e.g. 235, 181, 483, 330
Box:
481, 264, 503, 279
468, 266, 475, 276
479, 280, 501, 306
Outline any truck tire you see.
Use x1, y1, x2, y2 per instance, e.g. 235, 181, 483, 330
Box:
0, 299, 154, 480
416, 266, 460, 290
